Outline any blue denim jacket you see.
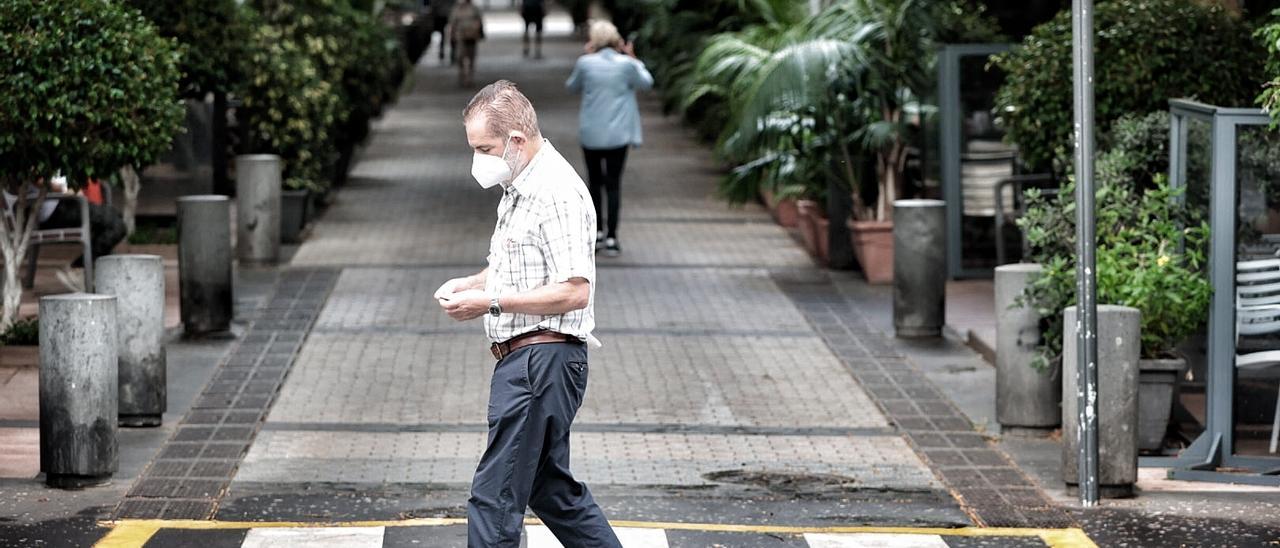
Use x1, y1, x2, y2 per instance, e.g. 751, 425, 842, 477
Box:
565, 48, 654, 150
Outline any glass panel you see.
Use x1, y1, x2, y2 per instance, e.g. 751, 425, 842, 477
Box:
1167, 114, 1213, 452
1232, 124, 1280, 459
957, 53, 1014, 270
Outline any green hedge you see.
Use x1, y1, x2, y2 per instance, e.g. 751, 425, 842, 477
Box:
994, 0, 1265, 174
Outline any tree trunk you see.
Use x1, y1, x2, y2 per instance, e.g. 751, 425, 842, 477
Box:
0, 181, 46, 331
120, 165, 140, 236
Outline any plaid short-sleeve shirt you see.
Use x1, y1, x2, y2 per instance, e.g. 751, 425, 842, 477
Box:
484, 140, 597, 343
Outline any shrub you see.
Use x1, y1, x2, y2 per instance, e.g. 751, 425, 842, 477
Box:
0, 0, 185, 329
994, 0, 1265, 174
123, 0, 250, 98
237, 18, 342, 191
0, 317, 39, 346
1018, 111, 1213, 366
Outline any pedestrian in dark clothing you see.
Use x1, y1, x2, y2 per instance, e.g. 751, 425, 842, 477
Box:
565, 21, 653, 257
521, 0, 545, 59
437, 80, 622, 548
430, 0, 457, 64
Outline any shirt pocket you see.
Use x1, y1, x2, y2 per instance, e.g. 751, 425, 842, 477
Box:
502, 228, 548, 291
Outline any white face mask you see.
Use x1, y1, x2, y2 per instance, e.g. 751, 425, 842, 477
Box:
471, 135, 518, 189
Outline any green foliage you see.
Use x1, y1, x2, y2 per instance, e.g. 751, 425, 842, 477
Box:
994, 0, 1265, 174
1257, 9, 1280, 122
685, 0, 999, 220
240, 0, 408, 190
1019, 114, 1214, 365
127, 224, 178, 245
0, 317, 38, 346
237, 16, 342, 191
1020, 179, 1211, 366
0, 0, 185, 186
123, 0, 251, 98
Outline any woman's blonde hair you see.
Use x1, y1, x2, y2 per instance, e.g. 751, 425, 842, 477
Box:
587, 20, 624, 52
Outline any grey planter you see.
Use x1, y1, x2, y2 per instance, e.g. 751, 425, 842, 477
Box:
281, 189, 309, 244
1138, 357, 1187, 453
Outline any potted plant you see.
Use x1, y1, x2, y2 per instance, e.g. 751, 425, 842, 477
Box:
1020, 176, 1211, 453
0, 0, 184, 330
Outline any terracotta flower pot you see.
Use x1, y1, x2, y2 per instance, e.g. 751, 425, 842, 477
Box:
793, 201, 824, 261
847, 218, 894, 284
761, 188, 799, 228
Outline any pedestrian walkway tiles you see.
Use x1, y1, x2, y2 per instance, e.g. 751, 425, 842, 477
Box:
95, 519, 1096, 547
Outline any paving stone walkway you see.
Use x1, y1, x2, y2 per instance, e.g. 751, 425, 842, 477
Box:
230, 18, 941, 503
103, 10, 1084, 546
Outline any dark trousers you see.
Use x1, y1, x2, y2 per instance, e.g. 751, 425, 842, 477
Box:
467, 342, 620, 548
41, 200, 126, 263
583, 146, 628, 239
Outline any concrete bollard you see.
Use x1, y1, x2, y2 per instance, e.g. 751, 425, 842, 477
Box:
995, 263, 1060, 433
1062, 304, 1140, 497
235, 154, 282, 264
96, 255, 166, 427
39, 293, 119, 488
893, 199, 946, 338
178, 195, 233, 336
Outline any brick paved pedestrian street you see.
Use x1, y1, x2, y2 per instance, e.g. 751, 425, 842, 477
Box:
81, 9, 1096, 548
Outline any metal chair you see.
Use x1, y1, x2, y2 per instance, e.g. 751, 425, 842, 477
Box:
1233, 258, 1280, 453
992, 173, 1056, 266
21, 186, 112, 293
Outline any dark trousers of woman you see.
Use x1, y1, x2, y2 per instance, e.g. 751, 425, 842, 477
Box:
582, 146, 628, 239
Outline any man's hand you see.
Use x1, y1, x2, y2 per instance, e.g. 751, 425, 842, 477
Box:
434, 276, 471, 301
441, 289, 490, 322
620, 41, 636, 58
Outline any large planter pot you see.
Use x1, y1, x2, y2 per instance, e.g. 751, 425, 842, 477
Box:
760, 188, 799, 228
281, 189, 310, 244
796, 200, 831, 265
847, 218, 894, 285
1138, 357, 1187, 453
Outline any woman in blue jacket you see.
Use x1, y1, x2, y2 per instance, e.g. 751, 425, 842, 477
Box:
566, 21, 653, 257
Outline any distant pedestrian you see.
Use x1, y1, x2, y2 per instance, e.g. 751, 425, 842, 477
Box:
436, 80, 621, 548
521, 0, 545, 59
429, 0, 457, 64
448, 0, 485, 87
565, 21, 653, 257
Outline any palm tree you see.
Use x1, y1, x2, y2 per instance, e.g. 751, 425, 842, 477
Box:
699, 0, 942, 221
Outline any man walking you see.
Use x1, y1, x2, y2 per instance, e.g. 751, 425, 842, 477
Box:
435, 81, 622, 548
448, 0, 484, 87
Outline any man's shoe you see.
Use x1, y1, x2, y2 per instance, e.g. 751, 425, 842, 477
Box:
604, 238, 621, 257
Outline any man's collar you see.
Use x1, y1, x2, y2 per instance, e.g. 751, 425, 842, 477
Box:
503, 138, 552, 196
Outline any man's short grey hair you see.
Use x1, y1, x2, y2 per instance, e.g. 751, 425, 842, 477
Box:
462, 80, 542, 139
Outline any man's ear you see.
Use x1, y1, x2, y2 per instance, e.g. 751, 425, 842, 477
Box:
508, 130, 528, 146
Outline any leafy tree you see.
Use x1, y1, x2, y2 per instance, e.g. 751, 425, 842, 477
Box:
123, 0, 250, 98
0, 0, 184, 328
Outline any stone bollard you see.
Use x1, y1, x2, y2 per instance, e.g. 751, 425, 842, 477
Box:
995, 263, 1060, 433
96, 255, 166, 427
39, 293, 118, 488
178, 195, 233, 336
1062, 304, 1140, 497
235, 154, 282, 264
893, 199, 946, 338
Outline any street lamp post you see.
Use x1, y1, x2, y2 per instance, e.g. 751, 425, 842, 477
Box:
1072, 0, 1100, 506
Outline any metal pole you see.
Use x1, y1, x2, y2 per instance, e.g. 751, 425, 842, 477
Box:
1072, 0, 1100, 506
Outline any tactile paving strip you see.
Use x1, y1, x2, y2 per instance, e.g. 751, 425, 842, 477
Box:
773, 271, 1075, 529
114, 269, 339, 520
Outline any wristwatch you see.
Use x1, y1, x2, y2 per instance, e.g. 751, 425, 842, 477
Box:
488, 296, 502, 317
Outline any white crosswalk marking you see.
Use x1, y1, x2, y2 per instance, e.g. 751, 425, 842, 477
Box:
804, 533, 951, 548
241, 526, 386, 548
525, 525, 670, 548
